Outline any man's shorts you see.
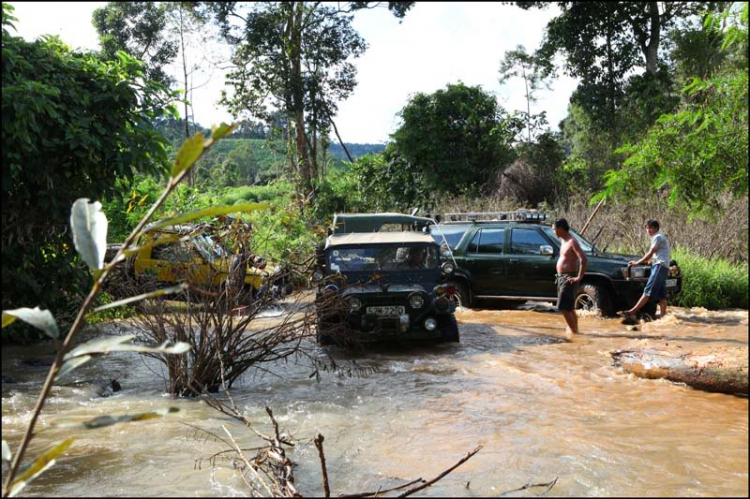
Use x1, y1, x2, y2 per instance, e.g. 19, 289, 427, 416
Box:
556, 273, 578, 311
644, 263, 669, 300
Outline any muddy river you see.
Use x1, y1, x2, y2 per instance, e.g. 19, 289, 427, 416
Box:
2, 304, 748, 497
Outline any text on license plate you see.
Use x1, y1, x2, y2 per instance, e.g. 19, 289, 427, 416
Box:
666, 279, 677, 287
366, 306, 405, 316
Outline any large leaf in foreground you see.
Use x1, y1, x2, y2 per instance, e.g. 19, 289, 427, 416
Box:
2, 307, 59, 340
70, 198, 108, 271
9, 438, 74, 497
145, 202, 270, 232
52, 408, 180, 430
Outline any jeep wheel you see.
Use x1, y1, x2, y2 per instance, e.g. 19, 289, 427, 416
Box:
575, 283, 614, 316
447, 280, 471, 308
438, 315, 460, 343
316, 315, 337, 346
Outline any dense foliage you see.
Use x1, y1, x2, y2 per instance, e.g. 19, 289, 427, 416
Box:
2, 4, 174, 340
391, 82, 521, 194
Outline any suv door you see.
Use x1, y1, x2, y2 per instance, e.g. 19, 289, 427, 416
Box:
506, 227, 557, 297
461, 228, 506, 295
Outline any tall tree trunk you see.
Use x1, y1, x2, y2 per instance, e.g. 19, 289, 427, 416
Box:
290, 2, 314, 199
644, 1, 661, 75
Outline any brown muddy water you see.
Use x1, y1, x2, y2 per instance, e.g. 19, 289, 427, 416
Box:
2, 304, 748, 497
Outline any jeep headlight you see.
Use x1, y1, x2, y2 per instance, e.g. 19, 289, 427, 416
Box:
347, 297, 362, 312
312, 271, 323, 282
409, 293, 425, 309
442, 262, 455, 275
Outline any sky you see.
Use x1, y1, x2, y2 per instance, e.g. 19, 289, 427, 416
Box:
9, 2, 579, 144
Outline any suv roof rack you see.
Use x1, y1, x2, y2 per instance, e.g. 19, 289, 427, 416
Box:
442, 209, 548, 223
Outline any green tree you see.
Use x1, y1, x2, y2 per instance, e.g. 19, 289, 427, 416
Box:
518, 2, 712, 131
92, 2, 179, 87
595, 3, 748, 217
2, 3, 175, 339
498, 44, 549, 142
210, 2, 413, 202
391, 82, 522, 194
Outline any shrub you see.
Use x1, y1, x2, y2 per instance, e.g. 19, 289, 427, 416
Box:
670, 247, 748, 309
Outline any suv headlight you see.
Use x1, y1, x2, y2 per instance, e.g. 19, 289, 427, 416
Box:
347, 297, 362, 312
409, 293, 425, 309
631, 266, 647, 278
312, 271, 323, 282
440, 243, 452, 258
442, 262, 455, 275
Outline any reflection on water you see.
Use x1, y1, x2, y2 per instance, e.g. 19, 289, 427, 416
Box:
2, 307, 747, 497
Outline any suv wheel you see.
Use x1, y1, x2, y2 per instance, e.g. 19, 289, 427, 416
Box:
447, 280, 471, 308
575, 283, 614, 316
438, 316, 460, 343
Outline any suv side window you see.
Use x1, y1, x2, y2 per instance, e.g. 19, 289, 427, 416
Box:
477, 228, 505, 254
467, 228, 505, 254
510, 228, 548, 255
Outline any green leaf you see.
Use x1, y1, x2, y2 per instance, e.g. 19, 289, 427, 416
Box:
64, 335, 191, 361
171, 133, 205, 178
70, 198, 108, 271
9, 438, 74, 498
2, 440, 11, 462
2, 307, 59, 340
91, 284, 186, 313
56, 355, 93, 380
210, 122, 237, 141
2, 314, 17, 328
146, 202, 270, 232
52, 407, 179, 430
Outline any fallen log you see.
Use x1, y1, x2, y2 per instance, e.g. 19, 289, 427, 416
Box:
611, 347, 749, 395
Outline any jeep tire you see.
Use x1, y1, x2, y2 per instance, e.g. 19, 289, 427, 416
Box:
316, 315, 337, 346
575, 283, 614, 316
447, 280, 471, 308
438, 315, 460, 343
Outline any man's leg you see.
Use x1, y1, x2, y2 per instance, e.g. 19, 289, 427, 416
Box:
625, 293, 650, 316
658, 299, 668, 317
562, 310, 578, 334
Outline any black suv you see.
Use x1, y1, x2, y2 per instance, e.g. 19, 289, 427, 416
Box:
429, 210, 682, 316
314, 215, 459, 345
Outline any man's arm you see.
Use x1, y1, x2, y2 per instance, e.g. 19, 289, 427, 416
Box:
570, 239, 587, 284
629, 246, 656, 267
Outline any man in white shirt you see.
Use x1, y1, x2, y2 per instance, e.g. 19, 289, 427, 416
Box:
620, 219, 671, 319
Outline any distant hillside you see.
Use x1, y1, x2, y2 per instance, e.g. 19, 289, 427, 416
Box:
329, 142, 385, 161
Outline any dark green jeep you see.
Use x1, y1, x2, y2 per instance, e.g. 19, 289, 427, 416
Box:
314, 230, 459, 345
429, 210, 683, 317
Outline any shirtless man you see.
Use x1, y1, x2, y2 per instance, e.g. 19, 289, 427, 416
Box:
552, 218, 587, 337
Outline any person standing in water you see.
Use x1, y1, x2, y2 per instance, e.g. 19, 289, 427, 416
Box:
621, 219, 671, 319
553, 218, 587, 337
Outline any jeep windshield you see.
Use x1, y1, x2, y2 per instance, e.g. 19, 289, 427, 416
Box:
542, 227, 596, 253
328, 245, 438, 272
192, 234, 227, 262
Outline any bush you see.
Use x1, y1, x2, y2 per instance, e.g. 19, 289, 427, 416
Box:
670, 247, 748, 310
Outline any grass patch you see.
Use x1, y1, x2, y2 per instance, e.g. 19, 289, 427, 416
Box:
672, 247, 748, 309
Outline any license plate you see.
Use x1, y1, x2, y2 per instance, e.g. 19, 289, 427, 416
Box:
666, 279, 677, 287
366, 306, 405, 316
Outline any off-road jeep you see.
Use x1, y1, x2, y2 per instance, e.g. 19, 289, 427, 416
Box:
314, 228, 459, 346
